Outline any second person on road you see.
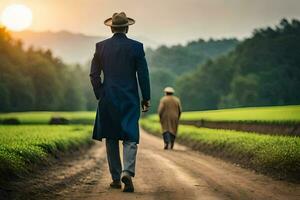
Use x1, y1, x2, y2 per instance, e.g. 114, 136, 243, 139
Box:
158, 87, 182, 150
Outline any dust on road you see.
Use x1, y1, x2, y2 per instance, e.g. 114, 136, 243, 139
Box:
9, 129, 300, 200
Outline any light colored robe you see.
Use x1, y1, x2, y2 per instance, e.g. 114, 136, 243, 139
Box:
158, 95, 182, 135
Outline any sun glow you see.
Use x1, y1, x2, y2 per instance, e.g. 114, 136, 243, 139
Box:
1, 4, 33, 31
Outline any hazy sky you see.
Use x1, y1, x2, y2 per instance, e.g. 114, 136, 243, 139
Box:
1, 0, 300, 45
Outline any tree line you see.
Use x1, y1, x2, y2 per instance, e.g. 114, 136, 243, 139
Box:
176, 19, 300, 110
1, 18, 299, 112
0, 26, 238, 113
0, 28, 96, 112
146, 38, 238, 113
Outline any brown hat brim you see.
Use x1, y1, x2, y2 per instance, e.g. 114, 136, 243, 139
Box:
104, 17, 135, 27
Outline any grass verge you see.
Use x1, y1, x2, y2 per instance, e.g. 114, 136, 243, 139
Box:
0, 125, 93, 183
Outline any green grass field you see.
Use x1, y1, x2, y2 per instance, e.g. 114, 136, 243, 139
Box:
0, 125, 92, 181
140, 117, 300, 180
0, 111, 96, 124
148, 105, 300, 124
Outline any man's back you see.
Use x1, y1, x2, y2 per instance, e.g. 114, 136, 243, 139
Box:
91, 33, 150, 104
98, 33, 141, 83
90, 32, 150, 143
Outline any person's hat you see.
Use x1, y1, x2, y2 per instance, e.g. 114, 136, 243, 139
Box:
104, 12, 135, 27
164, 87, 175, 94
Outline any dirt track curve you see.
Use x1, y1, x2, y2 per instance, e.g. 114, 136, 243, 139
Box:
9, 129, 300, 200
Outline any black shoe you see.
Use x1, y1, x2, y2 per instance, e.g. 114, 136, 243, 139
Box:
110, 180, 121, 189
121, 174, 134, 192
164, 143, 169, 150
170, 134, 176, 149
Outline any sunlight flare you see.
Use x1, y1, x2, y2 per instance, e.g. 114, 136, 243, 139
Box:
1, 4, 33, 31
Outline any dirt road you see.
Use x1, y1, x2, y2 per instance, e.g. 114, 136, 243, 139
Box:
9, 129, 300, 200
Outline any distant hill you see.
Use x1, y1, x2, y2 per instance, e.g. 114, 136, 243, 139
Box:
11, 31, 159, 64
11, 31, 103, 64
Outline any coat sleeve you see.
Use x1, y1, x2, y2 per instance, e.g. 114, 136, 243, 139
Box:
90, 44, 103, 100
178, 98, 182, 118
136, 44, 151, 101
158, 99, 164, 118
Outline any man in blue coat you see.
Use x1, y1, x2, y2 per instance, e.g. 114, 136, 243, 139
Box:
90, 12, 151, 192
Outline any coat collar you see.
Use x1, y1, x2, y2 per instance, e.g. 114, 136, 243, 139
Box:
112, 33, 127, 39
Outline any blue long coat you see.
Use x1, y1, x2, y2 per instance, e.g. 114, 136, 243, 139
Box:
90, 33, 150, 143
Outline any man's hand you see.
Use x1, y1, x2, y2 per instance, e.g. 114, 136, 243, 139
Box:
141, 100, 150, 112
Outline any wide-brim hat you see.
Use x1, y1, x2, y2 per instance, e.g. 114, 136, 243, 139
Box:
164, 87, 175, 94
104, 12, 135, 27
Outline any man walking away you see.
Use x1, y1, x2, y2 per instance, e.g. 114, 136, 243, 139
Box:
90, 12, 151, 193
158, 87, 181, 150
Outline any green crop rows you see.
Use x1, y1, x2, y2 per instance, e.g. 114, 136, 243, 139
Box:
0, 125, 92, 181
140, 117, 300, 180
